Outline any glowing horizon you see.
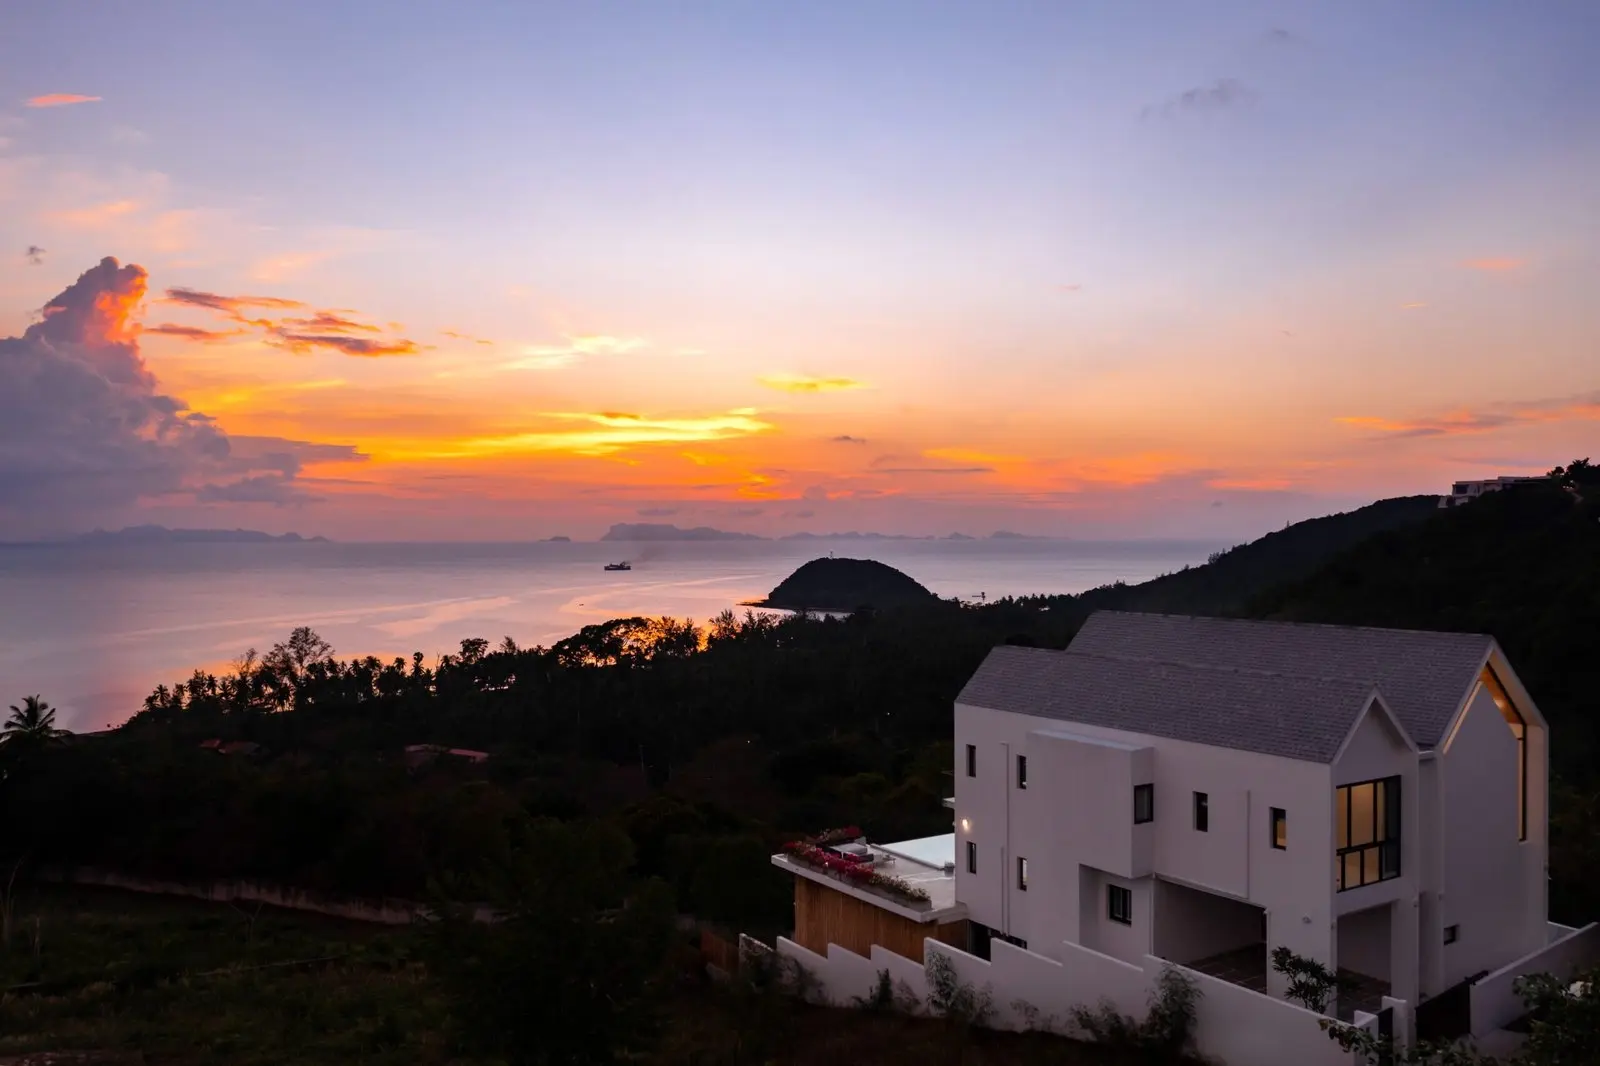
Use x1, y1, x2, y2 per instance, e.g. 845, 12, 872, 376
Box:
1, 3, 1596, 543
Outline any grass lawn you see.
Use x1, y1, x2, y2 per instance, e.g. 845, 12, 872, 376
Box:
1, 885, 1143, 1065
0, 885, 460, 1065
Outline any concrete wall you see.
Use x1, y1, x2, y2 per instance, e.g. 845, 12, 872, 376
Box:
1469, 922, 1600, 1037
1339, 903, 1393, 982
786, 930, 1364, 1066
1154, 878, 1263, 964
954, 703, 1339, 999
1078, 867, 1152, 963
1440, 672, 1548, 989
1183, 961, 1361, 1066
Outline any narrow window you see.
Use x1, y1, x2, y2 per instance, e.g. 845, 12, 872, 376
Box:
1194, 791, 1209, 832
1017, 856, 1028, 891
1270, 807, 1287, 850
1108, 884, 1132, 925
965, 744, 976, 778
1444, 925, 1460, 945
1133, 783, 1154, 824
1016, 754, 1028, 790
966, 840, 978, 875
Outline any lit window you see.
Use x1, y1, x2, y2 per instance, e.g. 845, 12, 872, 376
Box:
1270, 807, 1287, 850
1134, 783, 1154, 824
1334, 777, 1400, 890
1108, 884, 1132, 925
1482, 667, 1528, 842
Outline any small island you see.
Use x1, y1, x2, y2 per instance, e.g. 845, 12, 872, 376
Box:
746, 557, 938, 613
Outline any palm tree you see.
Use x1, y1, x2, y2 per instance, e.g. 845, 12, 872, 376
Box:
3, 695, 65, 745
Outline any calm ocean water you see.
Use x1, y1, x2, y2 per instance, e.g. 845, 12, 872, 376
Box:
0, 538, 1225, 731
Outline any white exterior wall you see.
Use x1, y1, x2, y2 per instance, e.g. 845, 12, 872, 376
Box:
954, 703, 1337, 1000
786, 933, 1366, 1066
1438, 676, 1547, 987
1331, 704, 1421, 1003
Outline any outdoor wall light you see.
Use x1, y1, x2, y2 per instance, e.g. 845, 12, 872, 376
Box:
960, 818, 971, 832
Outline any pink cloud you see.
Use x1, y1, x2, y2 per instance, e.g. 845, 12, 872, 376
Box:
27, 94, 102, 108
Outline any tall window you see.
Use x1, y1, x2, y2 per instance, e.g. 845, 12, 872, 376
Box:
1481, 666, 1528, 842
966, 744, 976, 778
1108, 885, 1132, 925
1134, 783, 1154, 824
1016, 754, 1028, 790
1335, 776, 1400, 891
1194, 791, 1209, 832
1270, 807, 1287, 850
966, 840, 978, 875
1017, 856, 1029, 891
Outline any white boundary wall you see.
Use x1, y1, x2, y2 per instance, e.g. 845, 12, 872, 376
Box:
775, 933, 1363, 1066
1470, 922, 1600, 1037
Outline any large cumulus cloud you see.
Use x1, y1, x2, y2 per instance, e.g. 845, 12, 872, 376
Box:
0, 257, 356, 537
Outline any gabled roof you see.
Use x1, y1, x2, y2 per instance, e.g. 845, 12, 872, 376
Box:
957, 646, 1384, 763
1067, 612, 1495, 750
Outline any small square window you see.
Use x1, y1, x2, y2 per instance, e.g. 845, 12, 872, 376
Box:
1017, 754, 1028, 790
1134, 783, 1154, 824
1444, 924, 1460, 945
1194, 791, 1209, 832
1270, 807, 1287, 850
1108, 884, 1132, 925
965, 744, 976, 778
966, 840, 978, 875
1018, 856, 1029, 891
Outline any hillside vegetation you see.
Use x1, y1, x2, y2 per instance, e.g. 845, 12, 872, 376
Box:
1055, 494, 1442, 619
3, 464, 1597, 1062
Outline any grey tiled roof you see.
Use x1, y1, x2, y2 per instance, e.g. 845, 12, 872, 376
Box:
1067, 612, 1495, 750
957, 646, 1382, 763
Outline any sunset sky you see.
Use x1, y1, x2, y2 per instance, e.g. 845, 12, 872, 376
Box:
1, 1, 1596, 542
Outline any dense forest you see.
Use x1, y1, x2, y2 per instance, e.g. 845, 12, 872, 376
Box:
1, 463, 1596, 1063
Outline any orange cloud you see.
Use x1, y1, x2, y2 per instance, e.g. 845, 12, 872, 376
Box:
27, 94, 101, 108
427, 409, 775, 459
443, 330, 495, 346
1206, 476, 1297, 491
48, 199, 139, 228
163, 287, 418, 357
1461, 257, 1526, 272
252, 251, 335, 283
1338, 393, 1600, 439
280, 312, 381, 335
165, 288, 307, 323
275, 333, 420, 358
144, 323, 246, 342
759, 374, 868, 393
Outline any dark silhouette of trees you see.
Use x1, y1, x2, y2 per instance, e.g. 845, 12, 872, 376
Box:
3, 695, 63, 745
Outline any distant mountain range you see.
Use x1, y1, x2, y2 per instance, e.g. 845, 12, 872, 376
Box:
76, 525, 328, 544
599, 523, 765, 542
600, 522, 1052, 542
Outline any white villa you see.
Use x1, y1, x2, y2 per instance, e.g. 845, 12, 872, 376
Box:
769, 611, 1596, 1064
1439, 476, 1541, 508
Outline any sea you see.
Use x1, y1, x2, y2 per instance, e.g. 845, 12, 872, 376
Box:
0, 537, 1226, 732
